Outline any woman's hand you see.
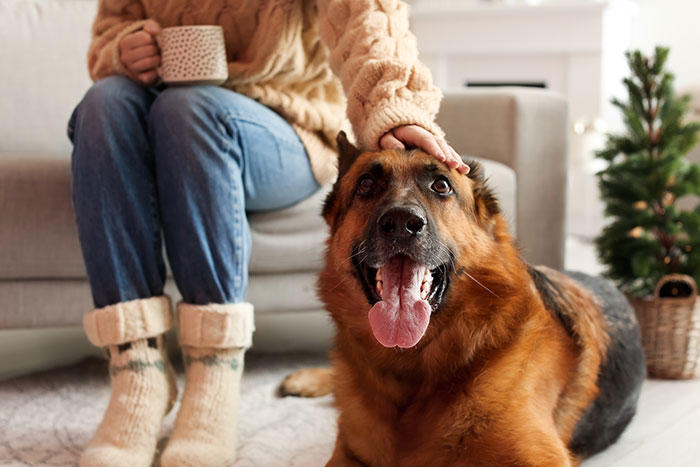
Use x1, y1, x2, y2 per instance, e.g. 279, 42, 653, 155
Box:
379, 125, 470, 175
119, 19, 162, 86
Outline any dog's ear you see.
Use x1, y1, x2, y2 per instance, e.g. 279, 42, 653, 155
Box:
466, 160, 500, 220
322, 132, 360, 228
336, 131, 361, 180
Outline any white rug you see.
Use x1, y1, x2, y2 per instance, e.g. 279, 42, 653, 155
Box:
0, 352, 337, 467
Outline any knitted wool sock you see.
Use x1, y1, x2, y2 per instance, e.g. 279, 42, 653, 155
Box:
80, 296, 175, 467
80, 336, 177, 467
161, 302, 254, 467
161, 346, 245, 466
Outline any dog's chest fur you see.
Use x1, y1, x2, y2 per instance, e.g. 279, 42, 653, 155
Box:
332, 310, 576, 466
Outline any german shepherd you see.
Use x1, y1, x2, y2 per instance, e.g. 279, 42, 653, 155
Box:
282, 132, 646, 466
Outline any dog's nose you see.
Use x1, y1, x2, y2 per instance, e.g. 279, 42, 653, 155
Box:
378, 207, 427, 238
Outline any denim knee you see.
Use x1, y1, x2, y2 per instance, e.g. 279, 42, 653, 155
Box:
150, 86, 210, 124
148, 86, 237, 166
72, 76, 152, 131
70, 76, 154, 171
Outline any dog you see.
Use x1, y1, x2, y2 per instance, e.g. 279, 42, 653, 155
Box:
281, 132, 646, 466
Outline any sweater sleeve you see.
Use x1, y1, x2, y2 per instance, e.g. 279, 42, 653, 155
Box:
317, 0, 443, 150
88, 0, 148, 81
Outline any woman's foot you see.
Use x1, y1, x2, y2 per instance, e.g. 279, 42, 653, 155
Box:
161, 301, 254, 467
160, 346, 245, 467
80, 336, 176, 467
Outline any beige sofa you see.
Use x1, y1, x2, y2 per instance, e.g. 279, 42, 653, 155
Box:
0, 0, 567, 378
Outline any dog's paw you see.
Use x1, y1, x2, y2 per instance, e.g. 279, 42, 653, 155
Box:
278, 367, 334, 398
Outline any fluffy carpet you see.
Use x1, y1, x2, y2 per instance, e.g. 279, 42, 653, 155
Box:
0, 352, 336, 467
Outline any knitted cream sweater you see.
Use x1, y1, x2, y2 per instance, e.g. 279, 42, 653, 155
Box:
88, 0, 443, 185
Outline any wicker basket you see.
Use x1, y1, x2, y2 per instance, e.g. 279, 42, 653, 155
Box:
627, 274, 700, 379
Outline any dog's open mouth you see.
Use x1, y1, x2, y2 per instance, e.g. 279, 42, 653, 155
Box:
354, 254, 450, 349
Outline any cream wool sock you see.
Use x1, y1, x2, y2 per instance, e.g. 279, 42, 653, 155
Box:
161, 302, 254, 467
80, 296, 176, 467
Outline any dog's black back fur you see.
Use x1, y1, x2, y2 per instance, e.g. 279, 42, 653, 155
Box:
528, 268, 646, 458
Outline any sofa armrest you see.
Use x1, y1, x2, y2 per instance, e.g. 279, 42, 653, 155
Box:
436, 87, 568, 269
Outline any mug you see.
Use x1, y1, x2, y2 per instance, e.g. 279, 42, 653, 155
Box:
157, 25, 228, 86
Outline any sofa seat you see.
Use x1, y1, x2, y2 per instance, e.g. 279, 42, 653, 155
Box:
0, 155, 328, 280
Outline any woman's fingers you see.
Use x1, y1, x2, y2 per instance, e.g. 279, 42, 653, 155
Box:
120, 30, 156, 51
435, 138, 458, 169
437, 138, 469, 174
142, 19, 161, 36
379, 131, 406, 150
119, 21, 163, 84
387, 125, 470, 173
136, 69, 158, 86
129, 55, 161, 73
392, 125, 446, 162
121, 45, 159, 67
451, 146, 470, 174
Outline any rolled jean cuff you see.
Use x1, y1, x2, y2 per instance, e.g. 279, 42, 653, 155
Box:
177, 302, 255, 349
83, 296, 173, 347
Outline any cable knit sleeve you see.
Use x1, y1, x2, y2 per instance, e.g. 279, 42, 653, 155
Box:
88, 0, 148, 81
317, 0, 443, 150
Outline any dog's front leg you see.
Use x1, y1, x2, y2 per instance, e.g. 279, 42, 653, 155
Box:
326, 433, 371, 467
279, 367, 334, 397
510, 427, 575, 467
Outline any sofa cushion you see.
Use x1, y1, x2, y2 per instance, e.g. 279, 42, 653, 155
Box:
0, 155, 329, 279
0, 0, 96, 157
0, 154, 515, 281
0, 272, 326, 329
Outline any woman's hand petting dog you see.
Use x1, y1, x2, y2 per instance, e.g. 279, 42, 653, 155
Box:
380, 125, 470, 175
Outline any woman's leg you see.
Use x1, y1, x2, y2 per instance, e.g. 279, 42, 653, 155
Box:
69, 76, 167, 308
148, 86, 318, 305
69, 76, 176, 467
148, 86, 319, 466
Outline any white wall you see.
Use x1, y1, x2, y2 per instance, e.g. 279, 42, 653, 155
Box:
629, 0, 700, 93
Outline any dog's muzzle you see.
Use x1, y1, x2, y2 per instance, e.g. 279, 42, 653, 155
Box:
352, 202, 454, 348
377, 206, 427, 240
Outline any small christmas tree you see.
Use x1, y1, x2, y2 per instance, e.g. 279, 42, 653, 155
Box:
596, 47, 700, 297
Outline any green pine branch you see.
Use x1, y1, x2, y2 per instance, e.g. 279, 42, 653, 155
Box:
595, 46, 700, 297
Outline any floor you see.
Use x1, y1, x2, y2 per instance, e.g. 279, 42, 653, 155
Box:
1, 237, 699, 466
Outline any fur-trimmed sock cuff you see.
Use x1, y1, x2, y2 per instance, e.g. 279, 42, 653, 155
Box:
177, 302, 255, 349
83, 296, 173, 347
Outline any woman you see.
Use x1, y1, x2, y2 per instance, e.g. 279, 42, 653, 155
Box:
68, 1, 468, 466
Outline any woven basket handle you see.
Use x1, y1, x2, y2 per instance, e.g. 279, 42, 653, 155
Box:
653, 274, 698, 302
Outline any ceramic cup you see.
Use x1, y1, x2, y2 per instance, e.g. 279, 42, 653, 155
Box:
157, 25, 228, 86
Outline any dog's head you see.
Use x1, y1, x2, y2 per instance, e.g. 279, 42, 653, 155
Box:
321, 132, 509, 350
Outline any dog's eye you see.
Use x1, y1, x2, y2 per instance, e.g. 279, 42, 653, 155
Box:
431, 177, 452, 195
357, 175, 375, 195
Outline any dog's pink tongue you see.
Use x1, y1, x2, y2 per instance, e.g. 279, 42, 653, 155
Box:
368, 256, 431, 348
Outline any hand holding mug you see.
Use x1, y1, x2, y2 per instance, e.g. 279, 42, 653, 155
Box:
119, 19, 162, 86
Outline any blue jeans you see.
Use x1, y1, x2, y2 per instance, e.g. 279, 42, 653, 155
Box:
68, 76, 320, 309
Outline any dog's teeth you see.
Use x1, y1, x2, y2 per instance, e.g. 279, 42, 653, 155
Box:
377, 268, 382, 281
377, 281, 383, 295
420, 290, 428, 300
421, 268, 432, 292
